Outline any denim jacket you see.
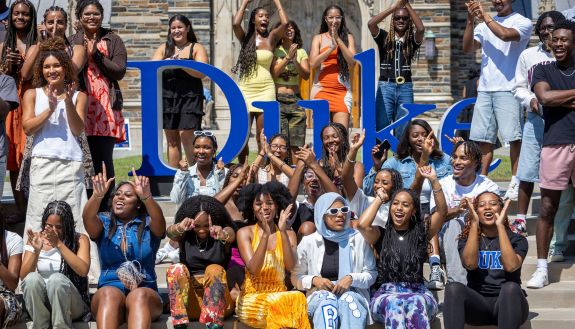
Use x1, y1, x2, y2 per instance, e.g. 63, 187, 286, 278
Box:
170, 163, 228, 206
97, 214, 162, 293
363, 153, 452, 197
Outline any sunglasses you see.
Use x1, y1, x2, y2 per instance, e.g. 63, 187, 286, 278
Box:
194, 131, 214, 137
304, 171, 318, 180
394, 16, 410, 21
325, 206, 350, 216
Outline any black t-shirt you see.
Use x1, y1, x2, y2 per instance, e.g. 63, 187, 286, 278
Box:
182, 234, 230, 275
290, 201, 314, 234
374, 28, 420, 82
458, 230, 528, 296
321, 238, 340, 281
531, 62, 575, 146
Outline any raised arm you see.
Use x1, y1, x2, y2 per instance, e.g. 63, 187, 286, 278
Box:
215, 164, 249, 204
65, 87, 86, 137
462, 4, 481, 53
82, 164, 114, 240
356, 191, 384, 245
267, 0, 289, 46
233, 0, 251, 42
342, 130, 365, 199
461, 198, 480, 270
48, 231, 91, 277
404, 1, 425, 43
278, 204, 297, 271
333, 30, 356, 68
424, 167, 447, 238
20, 230, 42, 279
287, 157, 305, 201
470, 1, 522, 42
367, 0, 402, 36
296, 146, 339, 193
131, 168, 166, 238
410, 132, 435, 194
22, 88, 50, 136
496, 200, 523, 272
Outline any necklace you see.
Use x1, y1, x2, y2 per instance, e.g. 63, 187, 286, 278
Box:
555, 62, 575, 77
481, 236, 495, 250
175, 42, 189, 53
396, 229, 409, 241
195, 235, 208, 252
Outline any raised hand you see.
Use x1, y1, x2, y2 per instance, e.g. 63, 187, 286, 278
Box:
332, 275, 353, 295
92, 162, 115, 199
43, 226, 61, 248
444, 134, 464, 145
496, 199, 511, 227
464, 197, 478, 225
418, 165, 437, 181
27, 230, 43, 252
178, 216, 196, 232
295, 147, 317, 166
278, 203, 293, 232
350, 129, 365, 150
371, 144, 387, 170
130, 167, 151, 200
216, 157, 225, 171
178, 158, 189, 171
422, 131, 435, 157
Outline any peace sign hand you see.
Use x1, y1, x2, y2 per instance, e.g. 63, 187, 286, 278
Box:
422, 131, 435, 158
130, 167, 152, 200
92, 162, 115, 199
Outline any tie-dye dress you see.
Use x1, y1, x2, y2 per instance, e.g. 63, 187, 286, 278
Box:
235, 225, 311, 329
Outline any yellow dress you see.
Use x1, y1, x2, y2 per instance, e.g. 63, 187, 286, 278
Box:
238, 49, 277, 113
235, 225, 311, 329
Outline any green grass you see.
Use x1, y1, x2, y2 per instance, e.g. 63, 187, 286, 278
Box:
113, 153, 513, 183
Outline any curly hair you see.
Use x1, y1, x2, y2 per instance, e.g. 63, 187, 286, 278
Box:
535, 11, 565, 39
33, 37, 78, 88
275, 20, 304, 48
106, 182, 148, 245
232, 7, 267, 81
41, 201, 89, 304
75, 0, 105, 20
396, 119, 444, 160
373, 168, 404, 198
379, 189, 428, 284
384, 7, 418, 63
0, 0, 37, 73
236, 182, 292, 225
164, 15, 198, 59
175, 195, 233, 233
320, 122, 349, 180
452, 140, 483, 173
319, 5, 351, 82
459, 191, 510, 241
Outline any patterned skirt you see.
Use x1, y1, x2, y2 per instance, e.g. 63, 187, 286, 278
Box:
0, 286, 22, 329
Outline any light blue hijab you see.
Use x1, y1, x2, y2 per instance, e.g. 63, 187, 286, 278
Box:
314, 192, 357, 280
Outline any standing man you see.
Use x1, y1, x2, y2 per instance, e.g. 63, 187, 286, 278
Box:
528, 19, 575, 289
368, 0, 424, 138
463, 0, 532, 200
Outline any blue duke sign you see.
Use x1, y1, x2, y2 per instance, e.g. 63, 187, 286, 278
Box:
128, 49, 499, 183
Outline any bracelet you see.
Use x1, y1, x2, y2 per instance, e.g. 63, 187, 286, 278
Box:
377, 193, 385, 203
140, 194, 152, 201
346, 155, 356, 163
486, 20, 494, 25
175, 224, 185, 235
280, 162, 286, 169
219, 228, 231, 244
432, 187, 443, 194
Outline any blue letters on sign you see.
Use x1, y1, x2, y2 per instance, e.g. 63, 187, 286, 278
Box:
128, 50, 499, 180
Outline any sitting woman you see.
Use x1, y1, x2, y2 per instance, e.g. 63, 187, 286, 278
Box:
83, 166, 166, 328
0, 213, 23, 328
170, 131, 227, 205
20, 200, 90, 328
235, 182, 311, 329
443, 192, 529, 329
251, 133, 294, 186
364, 167, 447, 327
344, 131, 403, 244
165, 195, 237, 329
293, 192, 376, 328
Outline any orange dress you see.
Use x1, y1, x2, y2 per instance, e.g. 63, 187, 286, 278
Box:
235, 225, 311, 329
311, 33, 351, 113
5, 75, 32, 171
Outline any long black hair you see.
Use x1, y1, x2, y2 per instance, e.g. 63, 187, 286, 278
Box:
319, 5, 350, 82
320, 122, 349, 179
107, 182, 147, 244
41, 201, 89, 304
236, 182, 292, 225
0, 0, 37, 74
164, 14, 198, 59
379, 189, 428, 284
275, 20, 304, 48
232, 7, 266, 80
384, 7, 418, 62
42, 6, 73, 48
396, 119, 444, 160
373, 168, 404, 198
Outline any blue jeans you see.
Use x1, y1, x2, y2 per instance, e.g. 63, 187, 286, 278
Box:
307, 290, 369, 329
375, 81, 413, 138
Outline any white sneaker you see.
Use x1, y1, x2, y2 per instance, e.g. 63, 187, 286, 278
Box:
503, 182, 519, 201
155, 247, 169, 264
549, 250, 565, 262
526, 269, 549, 289
427, 265, 446, 290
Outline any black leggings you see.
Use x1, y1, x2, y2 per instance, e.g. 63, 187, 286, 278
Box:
443, 282, 529, 329
87, 136, 117, 211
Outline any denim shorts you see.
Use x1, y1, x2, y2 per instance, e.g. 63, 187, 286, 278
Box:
516, 112, 545, 183
469, 91, 522, 144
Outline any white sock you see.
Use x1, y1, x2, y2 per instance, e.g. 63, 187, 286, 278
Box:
511, 176, 519, 185
537, 259, 548, 272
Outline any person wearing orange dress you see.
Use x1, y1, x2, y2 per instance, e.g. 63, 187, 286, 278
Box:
309, 5, 356, 129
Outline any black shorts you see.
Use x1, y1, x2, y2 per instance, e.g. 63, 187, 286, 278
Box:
163, 96, 203, 130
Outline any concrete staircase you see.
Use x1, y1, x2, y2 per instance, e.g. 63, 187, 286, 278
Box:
3, 189, 575, 328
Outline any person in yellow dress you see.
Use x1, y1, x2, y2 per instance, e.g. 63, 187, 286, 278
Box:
235, 182, 311, 329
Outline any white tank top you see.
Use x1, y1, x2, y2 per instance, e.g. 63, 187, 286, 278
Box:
31, 87, 83, 161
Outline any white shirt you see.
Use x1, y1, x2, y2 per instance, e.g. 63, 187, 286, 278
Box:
563, 7, 575, 21
474, 12, 533, 91
349, 188, 389, 228
513, 43, 555, 111
293, 231, 377, 323
0, 231, 23, 287
430, 174, 500, 224
36, 247, 63, 282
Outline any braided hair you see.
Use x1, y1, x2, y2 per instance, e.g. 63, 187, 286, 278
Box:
384, 8, 418, 63
107, 182, 147, 245
452, 140, 483, 173
320, 122, 349, 180
236, 182, 292, 225
396, 119, 444, 160
164, 15, 198, 59
232, 7, 266, 81
379, 189, 428, 284
42, 6, 73, 48
373, 168, 403, 198
319, 5, 351, 82
459, 191, 510, 241
40, 201, 89, 304
0, 0, 37, 74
